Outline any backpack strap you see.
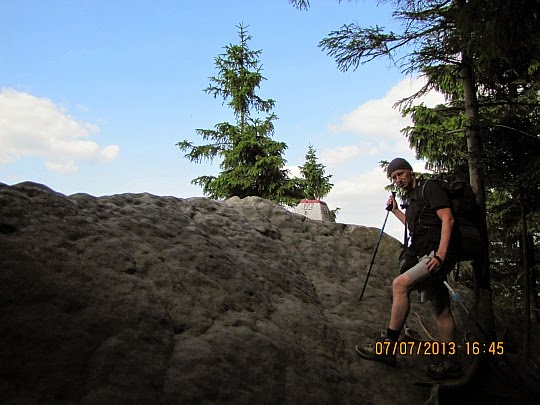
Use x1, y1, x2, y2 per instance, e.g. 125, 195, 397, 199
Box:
401, 180, 427, 248
403, 221, 409, 248
420, 178, 432, 201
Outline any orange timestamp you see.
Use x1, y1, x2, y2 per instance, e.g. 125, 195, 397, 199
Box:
375, 341, 457, 356
375, 341, 505, 357
464, 341, 504, 355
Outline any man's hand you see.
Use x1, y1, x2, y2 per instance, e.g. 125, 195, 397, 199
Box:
386, 194, 398, 212
388, 193, 406, 225
427, 253, 444, 272
431, 207, 454, 272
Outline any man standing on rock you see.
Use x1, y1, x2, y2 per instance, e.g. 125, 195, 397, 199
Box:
355, 157, 463, 379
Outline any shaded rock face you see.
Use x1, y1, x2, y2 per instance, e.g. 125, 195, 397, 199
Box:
1, 182, 454, 404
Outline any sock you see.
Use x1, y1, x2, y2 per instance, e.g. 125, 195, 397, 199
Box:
386, 328, 400, 342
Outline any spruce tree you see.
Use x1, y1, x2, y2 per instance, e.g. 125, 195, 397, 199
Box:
299, 145, 333, 200
177, 24, 302, 205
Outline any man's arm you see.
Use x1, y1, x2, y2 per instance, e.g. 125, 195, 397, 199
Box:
388, 194, 406, 225
428, 207, 454, 272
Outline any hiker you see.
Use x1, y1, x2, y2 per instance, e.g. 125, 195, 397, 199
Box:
356, 157, 463, 379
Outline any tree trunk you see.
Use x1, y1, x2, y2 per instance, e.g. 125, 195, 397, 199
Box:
460, 52, 497, 340
530, 233, 539, 324
520, 187, 531, 360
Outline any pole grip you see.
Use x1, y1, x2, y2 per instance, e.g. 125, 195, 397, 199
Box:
386, 191, 396, 211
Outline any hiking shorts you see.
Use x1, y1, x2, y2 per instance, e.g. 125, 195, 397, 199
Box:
403, 251, 455, 307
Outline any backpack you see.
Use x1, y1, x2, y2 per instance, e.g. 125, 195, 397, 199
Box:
420, 174, 482, 262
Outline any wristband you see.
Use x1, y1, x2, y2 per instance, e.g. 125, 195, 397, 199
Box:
433, 255, 443, 265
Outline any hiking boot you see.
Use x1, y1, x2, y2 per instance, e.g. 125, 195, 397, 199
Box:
355, 331, 397, 366
425, 355, 463, 379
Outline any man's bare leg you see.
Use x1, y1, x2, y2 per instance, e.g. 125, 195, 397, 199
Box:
388, 273, 413, 332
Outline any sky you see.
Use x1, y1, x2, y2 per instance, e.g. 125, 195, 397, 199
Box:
0, 0, 445, 241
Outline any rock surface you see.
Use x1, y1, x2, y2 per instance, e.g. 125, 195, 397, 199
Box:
0, 182, 536, 404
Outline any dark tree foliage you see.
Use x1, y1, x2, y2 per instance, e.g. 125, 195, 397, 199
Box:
290, 0, 540, 349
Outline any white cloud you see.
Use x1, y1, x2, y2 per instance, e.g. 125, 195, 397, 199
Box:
0, 89, 119, 173
322, 164, 405, 241
99, 145, 120, 162
329, 75, 446, 141
318, 80, 440, 171
285, 165, 301, 178
319, 145, 362, 166
323, 165, 393, 233
45, 160, 78, 174
327, 166, 387, 198
317, 77, 445, 239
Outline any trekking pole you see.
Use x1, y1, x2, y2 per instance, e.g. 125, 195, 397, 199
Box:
443, 281, 469, 316
359, 192, 395, 301
443, 281, 490, 339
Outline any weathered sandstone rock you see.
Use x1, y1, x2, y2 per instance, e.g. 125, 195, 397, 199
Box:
2, 181, 532, 404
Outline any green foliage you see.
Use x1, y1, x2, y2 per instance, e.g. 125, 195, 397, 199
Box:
485, 188, 540, 313
316, 1, 464, 75
334, 0, 540, 317
177, 24, 303, 206
422, 65, 463, 100
456, 0, 539, 87
402, 103, 468, 173
298, 145, 334, 200
329, 206, 341, 221
292, 0, 540, 316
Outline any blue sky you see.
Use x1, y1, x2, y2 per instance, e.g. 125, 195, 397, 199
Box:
0, 0, 444, 240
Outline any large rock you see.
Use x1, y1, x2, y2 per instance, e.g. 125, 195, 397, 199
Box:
0, 182, 535, 404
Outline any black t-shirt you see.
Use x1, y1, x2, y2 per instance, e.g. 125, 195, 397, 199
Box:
405, 180, 454, 256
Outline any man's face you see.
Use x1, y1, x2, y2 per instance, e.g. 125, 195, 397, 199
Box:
390, 169, 414, 190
